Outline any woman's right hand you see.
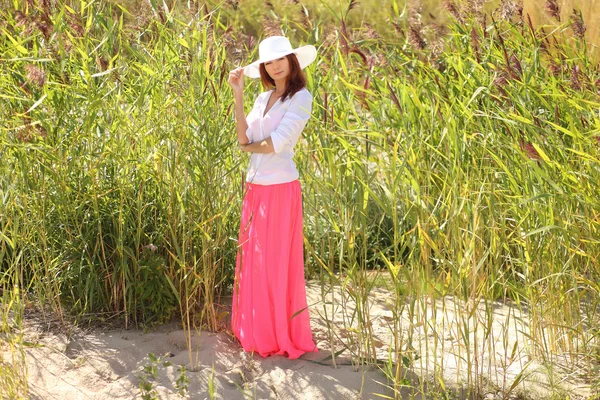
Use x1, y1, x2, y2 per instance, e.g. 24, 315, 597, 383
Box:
228, 67, 245, 94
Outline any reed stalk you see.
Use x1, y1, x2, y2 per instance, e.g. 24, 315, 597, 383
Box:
1, 0, 599, 398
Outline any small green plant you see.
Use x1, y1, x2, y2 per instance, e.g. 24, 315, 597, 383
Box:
137, 353, 158, 400
136, 352, 172, 400
136, 352, 195, 399
207, 363, 216, 399
138, 379, 159, 400
175, 365, 190, 397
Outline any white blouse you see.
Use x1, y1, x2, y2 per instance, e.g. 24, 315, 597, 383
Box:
244, 87, 313, 185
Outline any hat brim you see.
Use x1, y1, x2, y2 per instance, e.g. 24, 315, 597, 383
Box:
243, 45, 317, 79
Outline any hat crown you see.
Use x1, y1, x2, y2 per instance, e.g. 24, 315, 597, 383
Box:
259, 36, 293, 62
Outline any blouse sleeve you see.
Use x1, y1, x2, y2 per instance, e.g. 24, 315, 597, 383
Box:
270, 90, 313, 154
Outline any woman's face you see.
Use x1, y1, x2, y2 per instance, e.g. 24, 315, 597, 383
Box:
264, 56, 290, 82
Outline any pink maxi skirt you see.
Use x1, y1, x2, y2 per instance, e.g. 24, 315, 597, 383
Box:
231, 180, 318, 359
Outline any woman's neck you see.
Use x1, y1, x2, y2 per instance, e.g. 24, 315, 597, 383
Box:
273, 81, 286, 95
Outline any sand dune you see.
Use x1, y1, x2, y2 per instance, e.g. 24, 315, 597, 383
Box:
13, 281, 592, 399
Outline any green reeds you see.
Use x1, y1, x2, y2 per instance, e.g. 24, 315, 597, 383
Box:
1, 0, 599, 398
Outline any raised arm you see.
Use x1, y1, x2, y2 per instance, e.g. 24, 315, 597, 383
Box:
229, 67, 255, 145
233, 91, 251, 145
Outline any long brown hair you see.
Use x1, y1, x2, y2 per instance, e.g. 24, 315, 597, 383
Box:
259, 52, 307, 102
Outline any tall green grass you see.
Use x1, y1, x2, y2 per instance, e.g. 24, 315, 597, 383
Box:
1, 0, 599, 398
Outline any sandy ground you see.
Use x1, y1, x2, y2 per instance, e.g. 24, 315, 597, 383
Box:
7, 279, 596, 399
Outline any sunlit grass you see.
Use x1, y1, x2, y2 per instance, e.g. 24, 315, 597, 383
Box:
1, 0, 599, 398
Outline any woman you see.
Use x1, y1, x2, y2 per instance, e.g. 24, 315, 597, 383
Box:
227, 36, 319, 359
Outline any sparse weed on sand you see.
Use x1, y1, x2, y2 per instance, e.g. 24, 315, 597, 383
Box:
1, 0, 599, 398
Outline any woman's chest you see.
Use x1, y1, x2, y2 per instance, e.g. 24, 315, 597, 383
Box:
263, 96, 279, 117
256, 100, 288, 133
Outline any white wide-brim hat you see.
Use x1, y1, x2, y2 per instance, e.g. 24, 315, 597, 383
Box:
243, 36, 317, 79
